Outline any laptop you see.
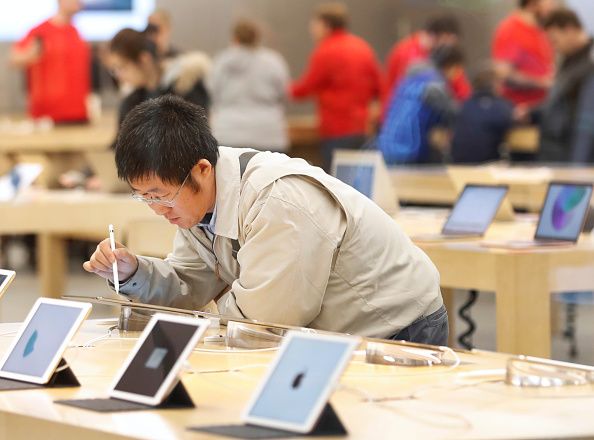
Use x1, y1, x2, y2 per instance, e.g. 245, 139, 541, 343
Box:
0, 298, 91, 384
414, 184, 509, 241
483, 182, 593, 249
331, 149, 399, 215
241, 331, 359, 434
447, 165, 515, 221
109, 313, 209, 406
0, 269, 16, 299
85, 151, 129, 193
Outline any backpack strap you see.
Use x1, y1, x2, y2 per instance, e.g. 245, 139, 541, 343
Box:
231, 151, 259, 259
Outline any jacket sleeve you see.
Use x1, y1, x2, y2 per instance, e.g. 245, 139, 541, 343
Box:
290, 48, 329, 99
218, 178, 345, 327
571, 73, 594, 163
118, 229, 229, 310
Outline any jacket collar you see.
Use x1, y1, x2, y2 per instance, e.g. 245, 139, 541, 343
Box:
208, 146, 253, 240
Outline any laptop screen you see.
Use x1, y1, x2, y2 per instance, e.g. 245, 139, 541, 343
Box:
535, 183, 593, 242
335, 165, 375, 198
246, 335, 353, 427
113, 320, 198, 397
0, 303, 82, 378
442, 185, 508, 236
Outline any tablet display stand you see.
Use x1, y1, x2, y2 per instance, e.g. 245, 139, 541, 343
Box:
55, 379, 194, 412
0, 358, 80, 391
189, 403, 347, 439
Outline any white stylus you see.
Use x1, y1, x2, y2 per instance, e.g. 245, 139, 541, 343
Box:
108, 224, 120, 295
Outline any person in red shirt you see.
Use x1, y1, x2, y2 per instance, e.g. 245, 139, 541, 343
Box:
290, 2, 382, 171
10, 0, 90, 123
492, 0, 557, 106
384, 15, 471, 115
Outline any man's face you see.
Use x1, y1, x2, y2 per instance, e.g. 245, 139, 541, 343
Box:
129, 161, 217, 229
434, 33, 459, 48
309, 18, 329, 42
148, 14, 171, 54
534, 0, 558, 23
547, 27, 579, 55
59, 0, 82, 16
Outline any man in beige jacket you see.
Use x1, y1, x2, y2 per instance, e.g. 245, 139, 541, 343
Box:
84, 95, 447, 345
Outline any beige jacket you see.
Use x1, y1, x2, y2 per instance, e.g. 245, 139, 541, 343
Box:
120, 147, 442, 338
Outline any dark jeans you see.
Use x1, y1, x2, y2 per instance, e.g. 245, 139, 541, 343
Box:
321, 134, 367, 172
390, 304, 449, 346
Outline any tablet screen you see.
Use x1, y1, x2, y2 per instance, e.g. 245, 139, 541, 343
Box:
113, 320, 198, 397
335, 165, 375, 198
0, 303, 82, 377
536, 183, 593, 241
247, 336, 352, 426
0, 274, 7, 287
442, 185, 507, 235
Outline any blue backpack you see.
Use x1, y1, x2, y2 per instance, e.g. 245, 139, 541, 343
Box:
378, 68, 443, 164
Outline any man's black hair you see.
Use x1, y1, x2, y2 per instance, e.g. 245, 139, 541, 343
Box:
519, 0, 540, 9
543, 8, 583, 30
425, 15, 461, 37
431, 45, 465, 70
115, 95, 219, 185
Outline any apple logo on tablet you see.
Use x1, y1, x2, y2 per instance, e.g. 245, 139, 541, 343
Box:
292, 370, 306, 389
23, 330, 38, 358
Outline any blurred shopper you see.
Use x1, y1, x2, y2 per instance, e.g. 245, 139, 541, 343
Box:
537, 9, 594, 162
290, 2, 382, 171
451, 66, 514, 163
492, 0, 556, 107
10, 0, 90, 123
378, 46, 463, 165
145, 8, 179, 60
208, 20, 289, 152
109, 28, 210, 129
385, 14, 471, 113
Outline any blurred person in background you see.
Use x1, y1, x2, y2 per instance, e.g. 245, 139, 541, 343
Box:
208, 20, 289, 152
492, 0, 556, 107
378, 45, 463, 165
290, 2, 382, 171
9, 0, 90, 123
536, 8, 594, 163
384, 14, 471, 114
451, 65, 514, 163
146, 8, 179, 60
109, 28, 210, 129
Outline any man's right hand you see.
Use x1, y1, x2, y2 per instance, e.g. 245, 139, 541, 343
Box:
83, 238, 139, 284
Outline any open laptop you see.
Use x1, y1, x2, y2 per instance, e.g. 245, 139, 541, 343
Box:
108, 313, 209, 406
413, 184, 509, 241
0, 298, 91, 385
447, 165, 515, 221
331, 149, 399, 214
0, 269, 16, 299
483, 182, 593, 249
85, 151, 129, 193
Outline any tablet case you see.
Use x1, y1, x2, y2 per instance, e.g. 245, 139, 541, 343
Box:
0, 358, 79, 391
188, 403, 347, 439
55, 380, 194, 412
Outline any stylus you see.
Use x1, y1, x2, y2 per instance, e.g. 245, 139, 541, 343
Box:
108, 224, 120, 295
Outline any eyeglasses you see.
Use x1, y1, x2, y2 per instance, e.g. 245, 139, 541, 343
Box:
131, 172, 190, 207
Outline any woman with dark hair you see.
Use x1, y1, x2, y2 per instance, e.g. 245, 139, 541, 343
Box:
109, 28, 211, 128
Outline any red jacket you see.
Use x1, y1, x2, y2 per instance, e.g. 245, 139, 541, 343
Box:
291, 30, 382, 138
384, 32, 471, 113
492, 14, 554, 106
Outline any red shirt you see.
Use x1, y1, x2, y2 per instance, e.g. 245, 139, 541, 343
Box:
384, 32, 471, 112
492, 14, 554, 106
290, 30, 382, 138
16, 20, 90, 122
